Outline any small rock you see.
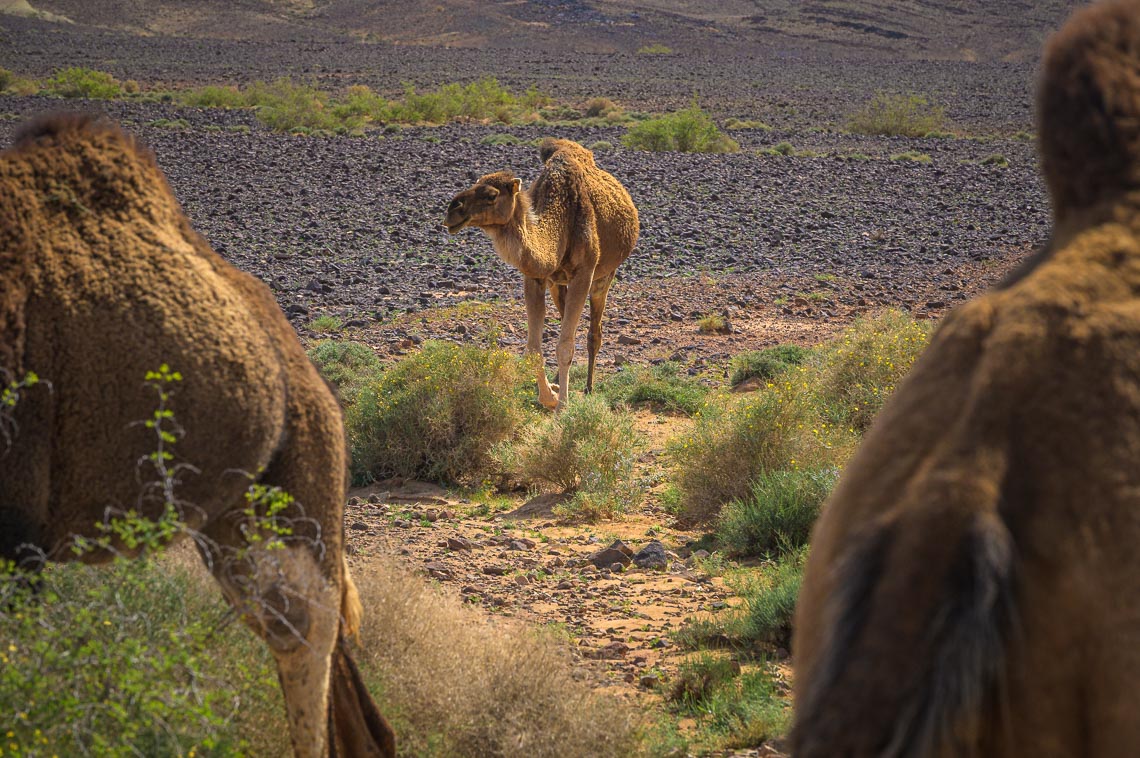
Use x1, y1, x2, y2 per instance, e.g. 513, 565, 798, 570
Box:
556, 580, 574, 590
617, 334, 641, 345
513, 574, 530, 587
588, 547, 633, 569
447, 536, 475, 551
349, 520, 369, 531
423, 561, 452, 580
608, 539, 634, 557
632, 541, 669, 570
483, 564, 511, 576
639, 673, 662, 689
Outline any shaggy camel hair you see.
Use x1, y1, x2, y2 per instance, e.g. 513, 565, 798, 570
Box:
0, 114, 394, 758
792, 1, 1140, 756
444, 138, 638, 409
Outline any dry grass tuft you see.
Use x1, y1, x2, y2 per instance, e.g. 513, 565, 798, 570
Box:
352, 558, 643, 757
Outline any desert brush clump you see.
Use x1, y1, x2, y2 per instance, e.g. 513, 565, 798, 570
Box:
622, 99, 739, 153
306, 339, 382, 404
665, 653, 791, 751
347, 340, 532, 485
671, 311, 928, 523
716, 467, 839, 558
594, 360, 709, 415
353, 558, 643, 757
43, 67, 123, 99
808, 309, 931, 432
729, 345, 809, 387
493, 394, 642, 520
848, 93, 946, 138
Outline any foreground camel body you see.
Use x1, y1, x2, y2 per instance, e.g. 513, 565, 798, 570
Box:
445, 138, 638, 409
0, 115, 394, 758
792, 2, 1140, 755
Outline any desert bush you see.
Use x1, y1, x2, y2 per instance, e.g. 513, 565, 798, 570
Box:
981, 153, 1009, 167
584, 96, 621, 118
697, 313, 729, 333
716, 467, 838, 558
0, 67, 36, 94
622, 99, 739, 154
0, 547, 286, 757
809, 309, 930, 432
180, 84, 248, 108
396, 76, 521, 124
595, 361, 708, 416
347, 341, 531, 485
637, 43, 674, 54
670, 389, 836, 524
848, 93, 946, 138
724, 118, 772, 131
0, 67, 14, 91
666, 653, 790, 750
588, 140, 615, 151
729, 345, 809, 387
679, 548, 807, 652
480, 133, 522, 146
890, 151, 932, 163
331, 84, 391, 124
244, 78, 341, 132
307, 339, 381, 404
44, 67, 122, 99
353, 558, 642, 756
308, 313, 342, 333
493, 395, 641, 519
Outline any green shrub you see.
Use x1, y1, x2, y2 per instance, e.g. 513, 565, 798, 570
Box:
396, 76, 520, 124
724, 118, 772, 131
622, 99, 739, 153
890, 151, 932, 163
243, 78, 342, 132
637, 43, 674, 54
981, 153, 1009, 167
307, 339, 381, 404
480, 133, 522, 146
308, 314, 343, 333
666, 654, 790, 750
670, 390, 838, 524
493, 395, 641, 520
331, 84, 391, 124
44, 67, 122, 99
347, 341, 531, 485
809, 310, 930, 432
588, 140, 615, 152
697, 313, 729, 333
848, 93, 946, 138
594, 361, 708, 416
729, 345, 809, 387
584, 96, 622, 118
773, 142, 795, 156
717, 468, 838, 558
179, 84, 249, 108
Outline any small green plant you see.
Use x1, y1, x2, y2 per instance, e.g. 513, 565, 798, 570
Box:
1012, 130, 1035, 141
724, 118, 772, 131
146, 117, 191, 129
594, 361, 708, 416
308, 314, 343, 333
44, 67, 122, 99
848, 93, 946, 138
480, 133, 522, 146
981, 153, 1009, 167
584, 97, 621, 118
493, 395, 641, 521
890, 151, 932, 163
637, 43, 674, 54
307, 339, 381, 404
588, 140, 615, 151
729, 345, 809, 387
697, 313, 729, 334
622, 98, 739, 154
347, 341, 531, 485
716, 468, 838, 558
773, 142, 795, 156
180, 84, 248, 108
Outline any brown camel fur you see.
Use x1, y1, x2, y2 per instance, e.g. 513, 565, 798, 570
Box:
444, 138, 638, 409
791, 2, 1140, 756
0, 113, 394, 758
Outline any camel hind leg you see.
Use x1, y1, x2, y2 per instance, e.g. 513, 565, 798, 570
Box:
585, 274, 613, 394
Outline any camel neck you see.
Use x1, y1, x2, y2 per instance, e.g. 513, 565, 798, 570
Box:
485, 192, 561, 280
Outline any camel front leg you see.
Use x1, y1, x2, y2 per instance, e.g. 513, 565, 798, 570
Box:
525, 277, 558, 409
553, 270, 593, 410
586, 274, 614, 394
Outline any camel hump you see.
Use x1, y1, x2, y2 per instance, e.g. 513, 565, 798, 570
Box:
793, 507, 1015, 757
538, 137, 595, 167
14, 111, 133, 152
1038, 0, 1140, 213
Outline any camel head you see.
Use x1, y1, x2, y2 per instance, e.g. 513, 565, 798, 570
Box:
444, 171, 522, 234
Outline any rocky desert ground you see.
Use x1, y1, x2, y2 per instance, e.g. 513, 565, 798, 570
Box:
0, 1, 1082, 755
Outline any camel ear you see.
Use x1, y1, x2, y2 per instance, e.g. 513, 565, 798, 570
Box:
510, 178, 521, 195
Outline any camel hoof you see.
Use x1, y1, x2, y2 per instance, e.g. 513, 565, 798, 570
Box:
539, 395, 559, 410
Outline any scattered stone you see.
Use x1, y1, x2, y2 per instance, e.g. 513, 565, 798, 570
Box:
349, 520, 369, 531
483, 564, 511, 576
617, 334, 641, 345
608, 539, 635, 557
609, 562, 626, 573
513, 574, 530, 587
556, 580, 574, 590
447, 536, 475, 551
632, 541, 669, 570
639, 673, 662, 689
508, 539, 535, 551
422, 561, 452, 580
588, 547, 632, 569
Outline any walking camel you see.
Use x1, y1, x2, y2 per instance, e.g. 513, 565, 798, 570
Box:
793, 1, 1140, 755
445, 138, 639, 410
0, 114, 394, 757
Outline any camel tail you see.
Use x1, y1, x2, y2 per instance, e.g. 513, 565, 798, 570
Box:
329, 561, 396, 757
793, 509, 1016, 757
